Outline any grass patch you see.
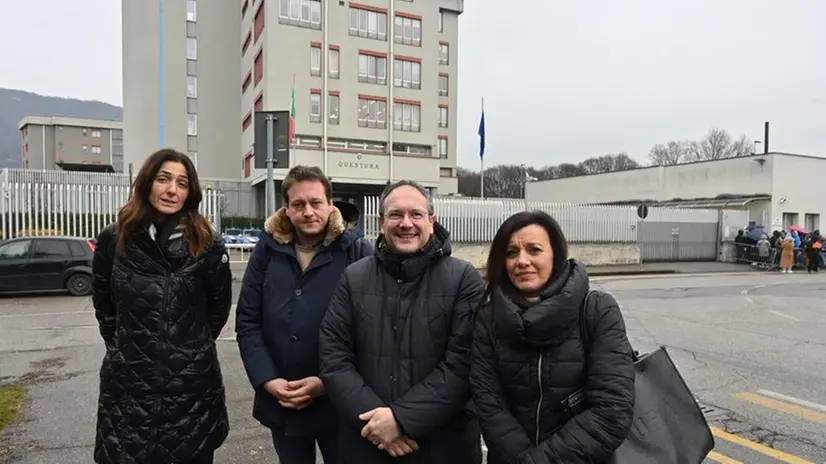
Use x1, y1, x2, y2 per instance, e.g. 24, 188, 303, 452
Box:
0, 387, 26, 433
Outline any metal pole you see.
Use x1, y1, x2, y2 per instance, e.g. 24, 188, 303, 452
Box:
480, 97, 484, 199
639, 217, 645, 269
265, 114, 276, 215
522, 164, 529, 211
158, 0, 165, 148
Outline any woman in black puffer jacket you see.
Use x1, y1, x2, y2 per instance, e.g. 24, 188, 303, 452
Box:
470, 211, 635, 464
92, 149, 233, 464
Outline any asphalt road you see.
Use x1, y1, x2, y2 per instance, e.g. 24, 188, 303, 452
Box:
1, 270, 825, 463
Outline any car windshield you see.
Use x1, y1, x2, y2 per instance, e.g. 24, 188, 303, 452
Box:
243, 229, 260, 236
225, 229, 242, 235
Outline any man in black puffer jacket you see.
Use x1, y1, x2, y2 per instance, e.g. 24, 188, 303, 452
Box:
319, 180, 485, 464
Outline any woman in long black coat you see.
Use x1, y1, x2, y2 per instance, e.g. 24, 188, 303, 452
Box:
92, 149, 233, 464
470, 211, 635, 464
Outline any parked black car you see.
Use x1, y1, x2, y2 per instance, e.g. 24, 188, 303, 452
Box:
0, 236, 96, 296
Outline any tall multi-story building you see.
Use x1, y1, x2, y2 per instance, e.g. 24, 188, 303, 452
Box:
19, 116, 124, 172
123, 0, 462, 213
122, 0, 241, 179
240, 0, 462, 206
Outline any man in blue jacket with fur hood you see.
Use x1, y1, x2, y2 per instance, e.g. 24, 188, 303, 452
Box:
236, 165, 374, 464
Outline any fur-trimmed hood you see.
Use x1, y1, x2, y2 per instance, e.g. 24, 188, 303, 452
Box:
264, 206, 346, 247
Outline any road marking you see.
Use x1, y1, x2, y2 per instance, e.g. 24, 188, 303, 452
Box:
735, 392, 826, 425
766, 310, 801, 321
0, 310, 90, 319
710, 426, 813, 464
756, 389, 826, 414
706, 450, 743, 464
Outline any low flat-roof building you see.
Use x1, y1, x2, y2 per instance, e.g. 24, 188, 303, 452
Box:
19, 116, 124, 173
526, 152, 824, 233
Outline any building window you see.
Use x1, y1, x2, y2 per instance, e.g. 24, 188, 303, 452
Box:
328, 94, 340, 125
254, 50, 263, 85
254, 1, 266, 40
91, 145, 102, 154
439, 43, 449, 65
805, 213, 820, 232
91, 130, 102, 137
82, 144, 88, 151
329, 48, 340, 79
310, 45, 321, 76
438, 137, 448, 158
244, 153, 252, 178
394, 15, 421, 47
279, 0, 322, 30
438, 106, 448, 127
187, 37, 197, 59
393, 58, 421, 89
186, 0, 197, 21
188, 113, 198, 135
438, 74, 448, 96
393, 102, 420, 132
242, 112, 252, 131
438, 12, 444, 32
349, 7, 387, 41
242, 72, 252, 93
358, 97, 387, 129
255, 93, 264, 111
242, 31, 252, 55
358, 53, 387, 85
310, 92, 321, 123
187, 76, 197, 97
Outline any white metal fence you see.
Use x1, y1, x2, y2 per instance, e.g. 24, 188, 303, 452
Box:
361, 196, 722, 243
0, 168, 255, 219
1, 177, 222, 240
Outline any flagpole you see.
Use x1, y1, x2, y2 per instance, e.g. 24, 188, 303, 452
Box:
480, 97, 485, 199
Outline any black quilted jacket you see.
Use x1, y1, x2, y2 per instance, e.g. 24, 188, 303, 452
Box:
319, 224, 486, 464
469, 260, 635, 464
91, 223, 233, 464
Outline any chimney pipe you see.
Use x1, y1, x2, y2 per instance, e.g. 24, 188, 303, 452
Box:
763, 121, 769, 154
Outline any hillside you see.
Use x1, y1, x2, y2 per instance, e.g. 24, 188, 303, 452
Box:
0, 88, 123, 168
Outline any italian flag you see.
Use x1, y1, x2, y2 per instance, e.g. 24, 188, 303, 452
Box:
289, 86, 296, 142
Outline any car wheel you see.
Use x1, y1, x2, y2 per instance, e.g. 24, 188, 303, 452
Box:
66, 274, 93, 296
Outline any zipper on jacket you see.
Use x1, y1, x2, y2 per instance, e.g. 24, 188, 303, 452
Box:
535, 352, 544, 444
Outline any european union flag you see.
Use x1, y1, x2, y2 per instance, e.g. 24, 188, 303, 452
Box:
478, 110, 486, 160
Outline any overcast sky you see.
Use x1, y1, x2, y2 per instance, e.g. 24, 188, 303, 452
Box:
1, 0, 823, 171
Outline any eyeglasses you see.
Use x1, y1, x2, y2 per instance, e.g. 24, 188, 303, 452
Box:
383, 210, 431, 223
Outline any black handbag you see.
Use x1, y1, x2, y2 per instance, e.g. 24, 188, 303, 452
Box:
577, 289, 715, 464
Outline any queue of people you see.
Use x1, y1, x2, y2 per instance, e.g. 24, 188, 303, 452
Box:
740, 228, 823, 273
91, 155, 636, 463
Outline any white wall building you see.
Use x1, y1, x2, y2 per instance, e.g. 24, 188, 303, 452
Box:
526, 152, 825, 233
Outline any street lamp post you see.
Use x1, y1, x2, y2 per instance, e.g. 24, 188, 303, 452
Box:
521, 164, 537, 211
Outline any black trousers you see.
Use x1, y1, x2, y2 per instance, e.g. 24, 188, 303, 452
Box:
271, 428, 340, 464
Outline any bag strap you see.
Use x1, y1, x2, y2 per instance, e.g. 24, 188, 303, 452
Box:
579, 288, 599, 351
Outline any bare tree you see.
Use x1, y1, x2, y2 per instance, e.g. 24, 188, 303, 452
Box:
648, 141, 692, 166
580, 153, 640, 174
456, 166, 480, 197
483, 165, 524, 198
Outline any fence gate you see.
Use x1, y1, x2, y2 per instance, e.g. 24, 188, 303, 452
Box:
637, 208, 721, 262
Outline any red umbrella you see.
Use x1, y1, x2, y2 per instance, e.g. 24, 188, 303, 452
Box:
788, 224, 807, 234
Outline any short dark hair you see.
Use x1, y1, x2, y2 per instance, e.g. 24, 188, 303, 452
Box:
281, 165, 332, 203
483, 211, 569, 297
378, 180, 434, 215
